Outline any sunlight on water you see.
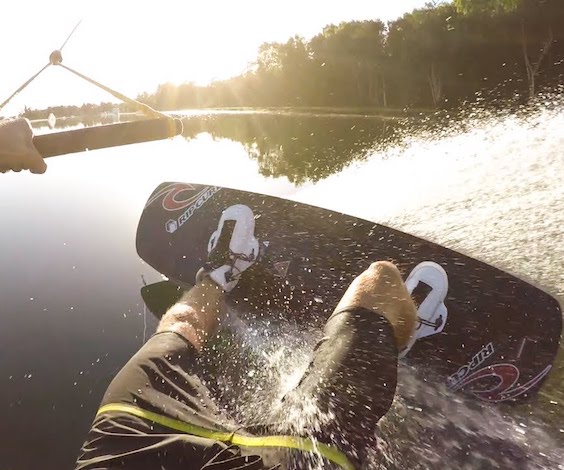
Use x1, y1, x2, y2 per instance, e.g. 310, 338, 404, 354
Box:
294, 99, 564, 299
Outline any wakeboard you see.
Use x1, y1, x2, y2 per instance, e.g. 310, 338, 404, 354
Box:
136, 182, 562, 404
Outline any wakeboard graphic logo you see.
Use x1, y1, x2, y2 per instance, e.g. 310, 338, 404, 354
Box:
177, 186, 220, 227
165, 219, 178, 234
447, 342, 552, 402
447, 342, 495, 389
148, 183, 221, 233
451, 363, 552, 403
147, 183, 219, 212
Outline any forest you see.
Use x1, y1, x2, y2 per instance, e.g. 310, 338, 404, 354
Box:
23, 0, 564, 119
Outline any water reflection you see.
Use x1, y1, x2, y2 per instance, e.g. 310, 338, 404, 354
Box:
180, 113, 404, 184
32, 115, 123, 132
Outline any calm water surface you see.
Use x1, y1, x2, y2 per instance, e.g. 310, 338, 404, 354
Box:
0, 102, 562, 468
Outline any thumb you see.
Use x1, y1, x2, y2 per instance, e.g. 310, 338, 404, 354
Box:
27, 144, 47, 174
29, 153, 47, 174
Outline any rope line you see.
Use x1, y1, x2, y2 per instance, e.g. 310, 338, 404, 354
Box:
0, 23, 167, 120
58, 64, 167, 119
59, 19, 83, 51
0, 63, 50, 112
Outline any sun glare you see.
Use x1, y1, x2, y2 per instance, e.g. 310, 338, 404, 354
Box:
2, 0, 428, 111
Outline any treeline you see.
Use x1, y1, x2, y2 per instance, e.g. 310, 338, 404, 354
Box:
24, 0, 564, 118
141, 0, 564, 110
22, 102, 122, 121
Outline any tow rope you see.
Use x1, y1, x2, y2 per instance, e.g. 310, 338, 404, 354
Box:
0, 20, 166, 119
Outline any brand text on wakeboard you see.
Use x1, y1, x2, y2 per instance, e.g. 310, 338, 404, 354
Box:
176, 186, 221, 228
164, 186, 221, 234
446, 342, 495, 389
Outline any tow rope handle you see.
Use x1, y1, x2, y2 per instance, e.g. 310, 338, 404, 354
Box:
0, 29, 184, 158
33, 118, 184, 158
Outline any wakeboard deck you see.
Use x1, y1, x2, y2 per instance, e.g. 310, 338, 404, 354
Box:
136, 182, 562, 404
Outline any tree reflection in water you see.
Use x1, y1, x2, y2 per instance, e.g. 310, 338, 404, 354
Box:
181, 113, 406, 184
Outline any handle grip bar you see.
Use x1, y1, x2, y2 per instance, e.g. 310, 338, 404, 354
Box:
34, 118, 183, 158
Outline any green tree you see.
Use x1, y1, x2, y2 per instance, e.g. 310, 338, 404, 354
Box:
253, 36, 313, 106
455, 0, 557, 98
454, 0, 520, 14
387, 4, 459, 108
310, 21, 387, 106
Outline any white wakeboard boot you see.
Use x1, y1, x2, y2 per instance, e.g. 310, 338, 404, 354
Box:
400, 261, 449, 358
196, 204, 259, 292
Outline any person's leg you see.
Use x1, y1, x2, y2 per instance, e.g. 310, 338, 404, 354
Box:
76, 280, 246, 469
78, 204, 280, 469
157, 277, 226, 351
279, 261, 417, 465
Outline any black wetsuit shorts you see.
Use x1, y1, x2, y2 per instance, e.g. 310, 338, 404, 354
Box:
76, 307, 398, 470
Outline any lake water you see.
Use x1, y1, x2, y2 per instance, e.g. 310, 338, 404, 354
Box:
0, 100, 563, 468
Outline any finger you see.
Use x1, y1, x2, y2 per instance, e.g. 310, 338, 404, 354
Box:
28, 148, 47, 174
30, 159, 47, 174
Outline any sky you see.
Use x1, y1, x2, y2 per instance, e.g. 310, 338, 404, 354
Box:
1, 0, 430, 114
